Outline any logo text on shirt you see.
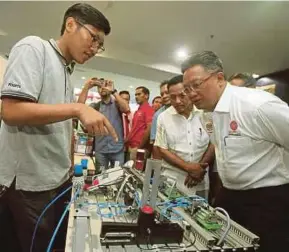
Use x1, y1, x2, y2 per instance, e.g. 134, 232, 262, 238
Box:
8, 82, 21, 89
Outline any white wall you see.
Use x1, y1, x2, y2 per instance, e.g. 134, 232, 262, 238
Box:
71, 67, 162, 104
0, 57, 163, 110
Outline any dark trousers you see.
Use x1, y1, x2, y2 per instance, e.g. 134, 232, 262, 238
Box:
214, 184, 289, 252
0, 179, 72, 252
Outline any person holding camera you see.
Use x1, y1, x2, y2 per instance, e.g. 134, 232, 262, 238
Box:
78, 77, 130, 170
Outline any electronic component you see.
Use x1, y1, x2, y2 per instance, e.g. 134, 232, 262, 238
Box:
194, 207, 223, 231
65, 160, 260, 252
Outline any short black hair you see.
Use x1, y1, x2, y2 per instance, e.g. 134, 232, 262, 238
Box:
119, 90, 130, 99
136, 86, 150, 97
152, 96, 161, 103
159, 80, 168, 89
167, 75, 183, 91
228, 73, 257, 88
61, 3, 111, 35
181, 51, 223, 74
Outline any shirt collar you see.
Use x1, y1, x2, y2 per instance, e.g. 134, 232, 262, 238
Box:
48, 39, 75, 74
139, 101, 149, 109
101, 97, 113, 105
168, 106, 195, 120
214, 83, 233, 113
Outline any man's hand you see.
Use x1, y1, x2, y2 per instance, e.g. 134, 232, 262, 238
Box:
77, 105, 118, 142
185, 163, 208, 181
184, 174, 198, 188
84, 78, 103, 89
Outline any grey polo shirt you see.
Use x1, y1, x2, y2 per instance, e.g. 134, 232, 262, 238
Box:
0, 36, 73, 191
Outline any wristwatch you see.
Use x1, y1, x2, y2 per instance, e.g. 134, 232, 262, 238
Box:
111, 89, 117, 95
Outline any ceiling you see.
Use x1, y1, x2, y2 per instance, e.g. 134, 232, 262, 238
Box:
1, 1, 289, 85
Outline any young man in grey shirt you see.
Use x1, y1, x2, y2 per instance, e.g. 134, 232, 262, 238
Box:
0, 3, 117, 252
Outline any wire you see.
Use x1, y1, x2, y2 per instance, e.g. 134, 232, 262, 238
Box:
84, 202, 131, 218
167, 180, 177, 199
29, 185, 72, 252
215, 207, 231, 246
46, 188, 80, 252
156, 195, 206, 207
115, 174, 132, 203
134, 190, 141, 207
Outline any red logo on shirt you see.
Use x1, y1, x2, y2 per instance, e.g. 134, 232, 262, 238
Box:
230, 120, 238, 131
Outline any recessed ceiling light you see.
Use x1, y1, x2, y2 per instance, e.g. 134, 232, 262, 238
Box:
252, 74, 259, 78
129, 85, 134, 89
81, 76, 86, 80
175, 48, 188, 60
0, 28, 7, 36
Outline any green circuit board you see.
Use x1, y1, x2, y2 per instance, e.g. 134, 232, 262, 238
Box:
195, 209, 223, 231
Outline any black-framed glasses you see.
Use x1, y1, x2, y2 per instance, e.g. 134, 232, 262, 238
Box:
76, 20, 105, 53
184, 72, 217, 93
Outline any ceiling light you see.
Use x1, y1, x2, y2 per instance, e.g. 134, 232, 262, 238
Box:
0, 28, 7, 36
175, 48, 188, 60
252, 74, 259, 78
129, 85, 134, 89
81, 76, 86, 80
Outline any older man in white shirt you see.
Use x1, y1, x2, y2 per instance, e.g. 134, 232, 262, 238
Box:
154, 75, 215, 198
182, 50, 289, 252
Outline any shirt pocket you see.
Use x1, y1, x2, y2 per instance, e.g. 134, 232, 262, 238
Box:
224, 136, 251, 160
196, 127, 210, 149
223, 136, 253, 183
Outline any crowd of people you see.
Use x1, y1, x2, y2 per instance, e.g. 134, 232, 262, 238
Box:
0, 3, 289, 252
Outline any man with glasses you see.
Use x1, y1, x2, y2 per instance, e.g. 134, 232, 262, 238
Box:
154, 75, 214, 198
0, 3, 117, 252
182, 50, 289, 252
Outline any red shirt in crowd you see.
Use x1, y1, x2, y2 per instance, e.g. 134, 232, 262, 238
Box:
126, 102, 154, 148
122, 112, 131, 140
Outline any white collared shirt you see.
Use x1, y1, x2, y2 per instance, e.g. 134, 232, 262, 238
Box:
154, 106, 210, 193
204, 83, 289, 190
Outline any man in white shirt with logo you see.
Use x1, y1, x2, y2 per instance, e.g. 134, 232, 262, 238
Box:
154, 75, 215, 198
182, 50, 289, 252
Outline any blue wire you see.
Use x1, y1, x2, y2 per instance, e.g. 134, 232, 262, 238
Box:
46, 188, 80, 252
29, 185, 72, 252
134, 191, 141, 206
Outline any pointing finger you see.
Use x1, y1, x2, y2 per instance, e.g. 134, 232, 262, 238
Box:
103, 116, 118, 142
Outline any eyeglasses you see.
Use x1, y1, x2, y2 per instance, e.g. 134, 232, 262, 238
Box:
184, 72, 216, 93
76, 21, 105, 53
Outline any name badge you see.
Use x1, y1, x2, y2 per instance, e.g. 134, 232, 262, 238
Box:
229, 120, 241, 136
